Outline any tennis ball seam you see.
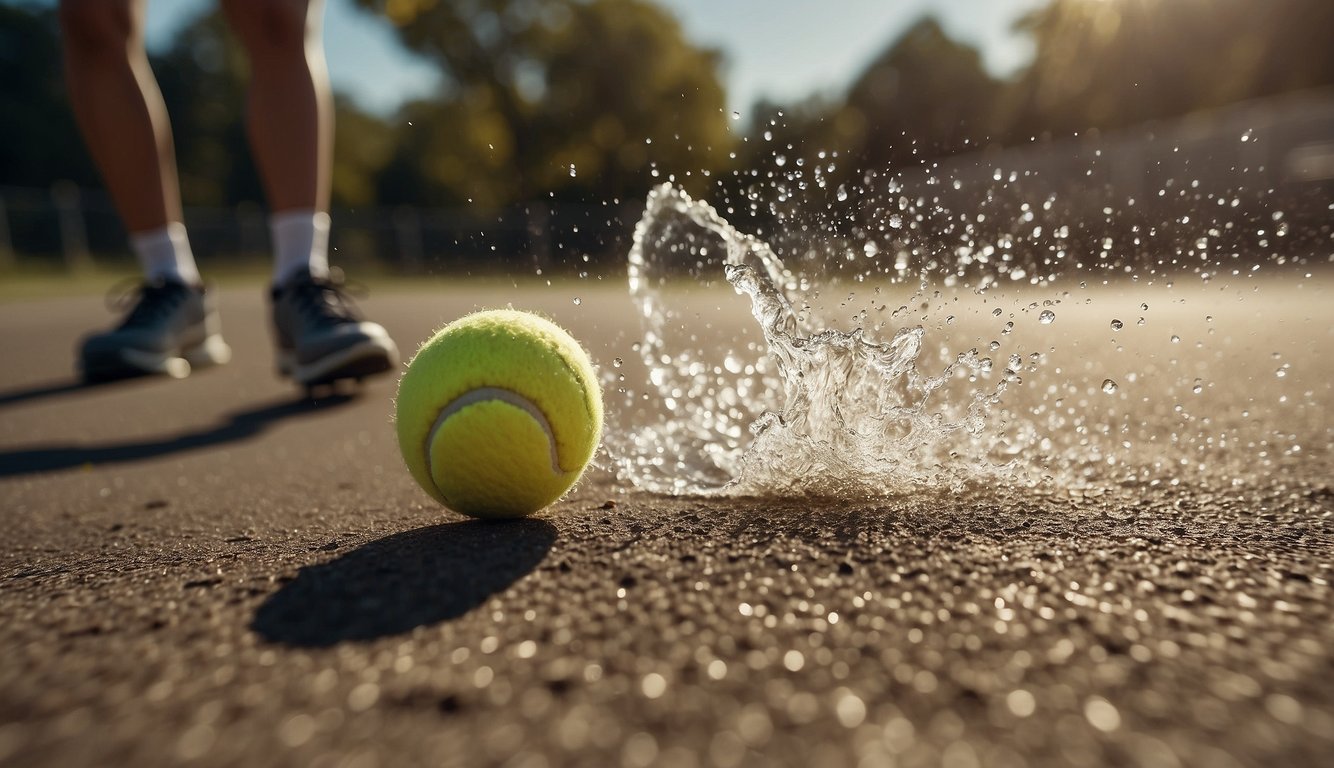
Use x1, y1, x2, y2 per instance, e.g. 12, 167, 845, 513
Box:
489, 309, 602, 433
545, 335, 604, 451
425, 387, 565, 497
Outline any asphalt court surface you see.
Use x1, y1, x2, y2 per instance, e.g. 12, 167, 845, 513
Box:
0, 279, 1330, 767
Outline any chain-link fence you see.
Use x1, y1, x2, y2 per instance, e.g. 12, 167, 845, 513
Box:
0, 186, 645, 277
4, 91, 1331, 278
881, 89, 1334, 270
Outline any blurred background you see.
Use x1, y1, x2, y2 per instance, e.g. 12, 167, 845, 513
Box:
1, 0, 1331, 278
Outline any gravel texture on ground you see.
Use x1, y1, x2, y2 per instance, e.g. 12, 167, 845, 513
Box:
1, 282, 1330, 768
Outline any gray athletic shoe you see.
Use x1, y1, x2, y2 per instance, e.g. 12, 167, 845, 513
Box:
270, 268, 398, 387
78, 278, 232, 383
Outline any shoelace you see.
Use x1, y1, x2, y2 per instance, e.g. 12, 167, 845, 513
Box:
104, 277, 189, 329
288, 269, 367, 326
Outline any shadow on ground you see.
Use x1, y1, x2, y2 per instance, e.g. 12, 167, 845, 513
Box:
0, 377, 138, 409
251, 519, 557, 647
0, 394, 357, 477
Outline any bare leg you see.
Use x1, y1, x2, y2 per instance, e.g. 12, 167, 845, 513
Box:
222, 0, 332, 214
222, 0, 395, 387
59, 0, 183, 234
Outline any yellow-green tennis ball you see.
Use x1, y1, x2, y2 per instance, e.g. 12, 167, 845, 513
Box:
394, 309, 603, 519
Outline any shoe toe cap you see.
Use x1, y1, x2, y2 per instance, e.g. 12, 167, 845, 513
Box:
80, 328, 170, 357
296, 321, 395, 363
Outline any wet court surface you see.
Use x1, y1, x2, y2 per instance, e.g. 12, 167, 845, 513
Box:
1, 281, 1330, 767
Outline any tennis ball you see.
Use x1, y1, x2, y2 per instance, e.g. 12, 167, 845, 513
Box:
395, 309, 603, 518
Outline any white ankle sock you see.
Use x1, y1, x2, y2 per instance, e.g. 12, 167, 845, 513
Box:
271, 210, 331, 286
131, 222, 201, 286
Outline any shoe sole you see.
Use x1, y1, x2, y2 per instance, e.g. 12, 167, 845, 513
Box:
81, 334, 232, 383
278, 337, 399, 387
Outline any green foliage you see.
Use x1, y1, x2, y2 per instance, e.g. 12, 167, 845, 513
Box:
2, 0, 1330, 209
152, 9, 394, 209
151, 10, 259, 206
333, 96, 398, 207
734, 0, 1334, 175
356, 0, 733, 207
723, 17, 1003, 210
1009, 0, 1334, 138
843, 18, 1001, 168
0, 4, 98, 188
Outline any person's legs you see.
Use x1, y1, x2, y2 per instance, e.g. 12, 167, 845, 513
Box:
221, 0, 332, 286
59, 0, 200, 286
61, 0, 224, 381
222, 0, 397, 389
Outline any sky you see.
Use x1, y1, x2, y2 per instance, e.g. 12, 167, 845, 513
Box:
118, 0, 1045, 116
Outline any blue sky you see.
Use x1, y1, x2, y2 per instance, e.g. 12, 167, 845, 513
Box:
119, 0, 1046, 116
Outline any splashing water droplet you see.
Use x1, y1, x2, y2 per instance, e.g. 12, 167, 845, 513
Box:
603, 167, 1313, 499
610, 184, 1033, 496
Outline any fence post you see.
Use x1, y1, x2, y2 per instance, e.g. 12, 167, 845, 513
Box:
0, 195, 14, 269
238, 201, 267, 260
527, 202, 550, 271
393, 206, 423, 272
52, 181, 91, 272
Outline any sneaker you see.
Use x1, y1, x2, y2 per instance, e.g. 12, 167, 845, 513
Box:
78, 278, 232, 383
270, 268, 398, 387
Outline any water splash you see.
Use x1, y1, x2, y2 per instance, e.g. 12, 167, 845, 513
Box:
609, 184, 1037, 497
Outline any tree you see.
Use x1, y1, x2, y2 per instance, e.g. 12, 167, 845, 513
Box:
152, 8, 393, 209
726, 17, 1001, 185
0, 2, 394, 210
843, 18, 1001, 170
332, 96, 398, 208
354, 0, 734, 207
151, 9, 260, 207
1008, 0, 1334, 138
0, 3, 99, 188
